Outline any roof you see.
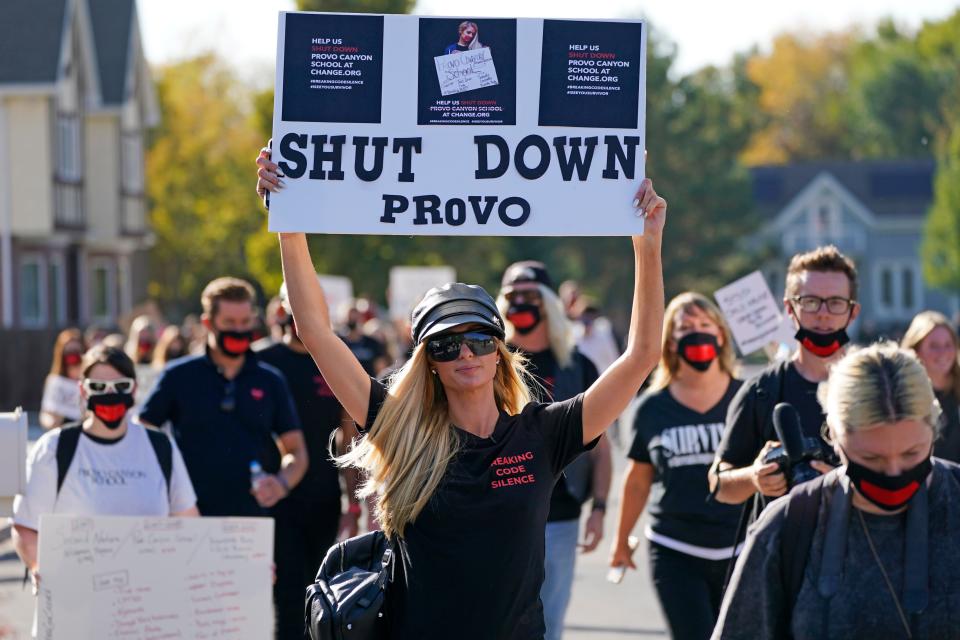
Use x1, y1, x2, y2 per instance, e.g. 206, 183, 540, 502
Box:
750, 159, 936, 218
88, 0, 135, 105
0, 0, 68, 85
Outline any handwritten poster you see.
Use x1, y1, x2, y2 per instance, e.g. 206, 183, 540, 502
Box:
434, 48, 499, 96
37, 515, 274, 640
714, 271, 794, 356
0, 408, 27, 517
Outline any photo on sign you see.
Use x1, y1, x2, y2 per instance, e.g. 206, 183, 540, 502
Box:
538, 19, 644, 129
281, 12, 384, 124
417, 17, 517, 125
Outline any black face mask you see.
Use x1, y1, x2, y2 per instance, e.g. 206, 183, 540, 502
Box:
843, 447, 933, 511
506, 303, 542, 335
795, 326, 849, 358
216, 330, 253, 358
87, 393, 134, 430
677, 332, 720, 372
346, 319, 358, 331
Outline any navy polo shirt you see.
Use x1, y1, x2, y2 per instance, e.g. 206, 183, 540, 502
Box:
138, 351, 301, 517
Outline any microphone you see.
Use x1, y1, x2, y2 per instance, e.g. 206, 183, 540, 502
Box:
773, 402, 807, 465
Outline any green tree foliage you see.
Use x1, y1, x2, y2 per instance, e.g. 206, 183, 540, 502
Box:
146, 54, 266, 316
922, 118, 960, 292
295, 0, 415, 14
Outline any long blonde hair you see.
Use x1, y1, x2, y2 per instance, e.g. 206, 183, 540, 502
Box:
901, 310, 960, 399
336, 339, 534, 537
649, 292, 737, 390
818, 341, 941, 438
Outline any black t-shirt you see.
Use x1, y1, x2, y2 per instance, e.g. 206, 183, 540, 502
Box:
256, 342, 344, 504
628, 380, 744, 549
717, 360, 831, 470
522, 347, 600, 522
934, 389, 960, 463
340, 333, 386, 377
365, 378, 597, 640
138, 352, 300, 517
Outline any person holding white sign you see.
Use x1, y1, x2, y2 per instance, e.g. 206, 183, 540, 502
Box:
12, 345, 198, 598
259, 149, 666, 639
709, 246, 858, 510
39, 328, 86, 429
444, 20, 484, 54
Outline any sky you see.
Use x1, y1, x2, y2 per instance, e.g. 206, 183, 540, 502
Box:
138, 0, 959, 82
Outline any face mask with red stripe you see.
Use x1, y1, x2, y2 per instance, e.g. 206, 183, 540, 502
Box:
842, 447, 932, 511
87, 393, 134, 430
794, 326, 849, 358
677, 332, 719, 372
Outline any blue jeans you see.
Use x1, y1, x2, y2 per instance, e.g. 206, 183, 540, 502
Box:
541, 519, 579, 640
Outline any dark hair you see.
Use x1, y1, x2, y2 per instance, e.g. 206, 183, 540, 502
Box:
785, 245, 859, 301
81, 345, 137, 381
49, 328, 85, 377
201, 277, 256, 319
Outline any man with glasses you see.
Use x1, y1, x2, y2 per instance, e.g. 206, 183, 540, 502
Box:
497, 261, 612, 640
139, 277, 308, 519
709, 246, 857, 507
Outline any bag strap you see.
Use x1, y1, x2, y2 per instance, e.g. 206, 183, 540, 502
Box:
780, 474, 826, 622
144, 427, 174, 495
55, 424, 83, 495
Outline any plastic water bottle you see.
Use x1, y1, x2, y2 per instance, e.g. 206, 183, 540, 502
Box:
250, 460, 268, 492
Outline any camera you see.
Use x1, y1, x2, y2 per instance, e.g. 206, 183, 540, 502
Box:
764, 402, 826, 488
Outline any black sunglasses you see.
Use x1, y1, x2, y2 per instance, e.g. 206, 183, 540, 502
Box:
425, 331, 499, 362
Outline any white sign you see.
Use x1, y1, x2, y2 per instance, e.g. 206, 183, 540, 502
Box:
714, 271, 793, 356
435, 48, 499, 96
389, 266, 457, 320
40, 375, 82, 421
0, 408, 27, 517
318, 274, 355, 324
37, 515, 274, 640
270, 14, 647, 236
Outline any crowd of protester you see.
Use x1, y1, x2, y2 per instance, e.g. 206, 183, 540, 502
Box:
12, 176, 960, 640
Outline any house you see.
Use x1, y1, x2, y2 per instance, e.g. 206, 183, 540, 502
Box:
748, 159, 959, 338
0, 0, 157, 409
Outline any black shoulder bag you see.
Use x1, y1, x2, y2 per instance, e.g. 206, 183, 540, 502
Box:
305, 530, 399, 640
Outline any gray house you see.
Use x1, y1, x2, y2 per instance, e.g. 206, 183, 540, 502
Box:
748, 160, 959, 338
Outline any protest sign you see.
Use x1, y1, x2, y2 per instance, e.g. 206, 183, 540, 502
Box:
270, 13, 647, 236
37, 515, 273, 639
389, 266, 457, 320
318, 274, 354, 323
714, 271, 794, 356
0, 408, 27, 517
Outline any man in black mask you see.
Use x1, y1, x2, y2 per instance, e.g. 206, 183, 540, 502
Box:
140, 277, 308, 519
710, 246, 858, 506
498, 261, 612, 640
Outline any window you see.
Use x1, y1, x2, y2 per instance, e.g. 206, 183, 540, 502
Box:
874, 261, 922, 320
19, 255, 46, 328
880, 268, 894, 307
121, 132, 144, 194
48, 257, 66, 326
56, 114, 82, 181
89, 259, 116, 325
902, 267, 915, 310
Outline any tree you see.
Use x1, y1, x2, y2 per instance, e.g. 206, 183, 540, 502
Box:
922, 105, 960, 293
146, 54, 266, 316
295, 0, 415, 13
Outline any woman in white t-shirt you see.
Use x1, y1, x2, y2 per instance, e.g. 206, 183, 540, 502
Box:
39, 328, 86, 429
12, 345, 198, 592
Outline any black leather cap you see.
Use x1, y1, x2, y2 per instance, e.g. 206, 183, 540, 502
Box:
410, 283, 505, 345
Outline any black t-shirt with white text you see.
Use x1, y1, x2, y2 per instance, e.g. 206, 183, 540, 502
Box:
628, 380, 743, 549
364, 378, 597, 640
256, 342, 343, 503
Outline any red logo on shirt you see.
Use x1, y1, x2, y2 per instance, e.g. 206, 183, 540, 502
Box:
490, 451, 536, 489
250, 388, 265, 400
313, 375, 335, 398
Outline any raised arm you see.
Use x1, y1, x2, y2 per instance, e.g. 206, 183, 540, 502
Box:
582, 179, 665, 443
257, 147, 372, 426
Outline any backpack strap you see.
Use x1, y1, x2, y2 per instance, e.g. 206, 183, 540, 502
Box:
55, 424, 84, 495
780, 474, 827, 623
144, 427, 174, 495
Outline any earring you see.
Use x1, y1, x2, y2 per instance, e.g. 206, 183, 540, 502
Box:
431, 369, 438, 375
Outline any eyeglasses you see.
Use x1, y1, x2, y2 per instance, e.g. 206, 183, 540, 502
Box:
425, 331, 499, 362
505, 290, 542, 305
82, 378, 135, 395
221, 380, 236, 412
791, 295, 856, 315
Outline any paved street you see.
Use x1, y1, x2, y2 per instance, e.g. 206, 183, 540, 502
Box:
0, 431, 666, 639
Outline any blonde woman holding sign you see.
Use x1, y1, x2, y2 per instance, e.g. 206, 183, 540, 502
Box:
257, 150, 666, 639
